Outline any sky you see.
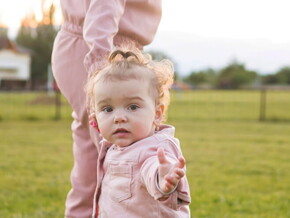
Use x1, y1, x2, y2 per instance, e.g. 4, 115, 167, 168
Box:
1, 0, 290, 76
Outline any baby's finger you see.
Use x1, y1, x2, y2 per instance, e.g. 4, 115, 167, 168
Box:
176, 156, 185, 169
174, 168, 185, 179
157, 147, 167, 164
163, 180, 176, 192
165, 175, 178, 187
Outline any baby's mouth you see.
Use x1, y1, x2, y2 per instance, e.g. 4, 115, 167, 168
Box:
113, 128, 129, 134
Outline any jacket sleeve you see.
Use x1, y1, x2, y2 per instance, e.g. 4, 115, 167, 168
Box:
140, 143, 191, 210
83, 0, 127, 74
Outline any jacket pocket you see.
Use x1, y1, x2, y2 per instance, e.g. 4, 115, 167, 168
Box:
108, 164, 132, 202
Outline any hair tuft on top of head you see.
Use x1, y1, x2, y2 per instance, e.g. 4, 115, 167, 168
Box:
109, 50, 140, 63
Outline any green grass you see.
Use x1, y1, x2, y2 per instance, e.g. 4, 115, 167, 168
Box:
169, 90, 290, 121
0, 92, 72, 120
173, 120, 290, 218
0, 90, 290, 217
0, 121, 72, 217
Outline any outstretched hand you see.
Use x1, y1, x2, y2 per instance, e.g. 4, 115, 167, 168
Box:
157, 147, 185, 194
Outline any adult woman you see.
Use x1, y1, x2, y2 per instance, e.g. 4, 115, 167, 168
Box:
51, 1, 162, 217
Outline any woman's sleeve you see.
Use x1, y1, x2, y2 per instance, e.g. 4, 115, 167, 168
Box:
83, 0, 127, 74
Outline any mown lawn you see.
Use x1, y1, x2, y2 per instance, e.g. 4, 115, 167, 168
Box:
173, 120, 290, 218
0, 121, 72, 217
0, 90, 290, 217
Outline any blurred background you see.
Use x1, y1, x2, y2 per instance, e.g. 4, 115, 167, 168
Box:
0, 0, 289, 217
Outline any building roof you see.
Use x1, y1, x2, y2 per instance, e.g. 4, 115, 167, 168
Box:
172, 81, 193, 90
0, 36, 31, 54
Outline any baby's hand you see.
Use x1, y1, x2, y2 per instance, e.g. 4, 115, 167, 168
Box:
157, 147, 185, 194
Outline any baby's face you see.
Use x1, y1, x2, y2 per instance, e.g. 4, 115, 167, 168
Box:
94, 78, 161, 147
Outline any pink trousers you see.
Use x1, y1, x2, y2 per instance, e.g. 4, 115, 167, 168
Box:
52, 26, 101, 218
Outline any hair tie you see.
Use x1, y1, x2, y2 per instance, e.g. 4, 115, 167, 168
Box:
109, 50, 139, 62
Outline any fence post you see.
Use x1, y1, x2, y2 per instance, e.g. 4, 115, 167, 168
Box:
55, 90, 61, 120
259, 88, 266, 121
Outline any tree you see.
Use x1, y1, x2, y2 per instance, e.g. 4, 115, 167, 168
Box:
276, 66, 290, 85
261, 66, 290, 85
15, 2, 58, 89
261, 74, 279, 85
215, 60, 257, 89
0, 26, 8, 37
184, 68, 216, 87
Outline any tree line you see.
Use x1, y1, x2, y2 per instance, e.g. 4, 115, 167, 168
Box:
148, 51, 290, 89
183, 61, 290, 89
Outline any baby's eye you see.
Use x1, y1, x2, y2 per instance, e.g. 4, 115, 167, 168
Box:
102, 106, 113, 113
128, 104, 139, 111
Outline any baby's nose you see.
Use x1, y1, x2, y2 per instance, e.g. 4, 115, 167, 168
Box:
113, 111, 127, 123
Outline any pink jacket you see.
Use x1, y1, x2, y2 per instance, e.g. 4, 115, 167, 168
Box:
60, 0, 162, 74
93, 125, 191, 218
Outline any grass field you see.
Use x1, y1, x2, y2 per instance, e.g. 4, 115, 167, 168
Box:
0, 90, 290, 217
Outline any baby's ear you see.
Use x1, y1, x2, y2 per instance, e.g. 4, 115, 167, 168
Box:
155, 104, 164, 122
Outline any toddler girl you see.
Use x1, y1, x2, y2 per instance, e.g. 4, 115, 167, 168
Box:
86, 47, 191, 217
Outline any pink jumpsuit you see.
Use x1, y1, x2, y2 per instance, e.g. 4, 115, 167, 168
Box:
51, 0, 162, 217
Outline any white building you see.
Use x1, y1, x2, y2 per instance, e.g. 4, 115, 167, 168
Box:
0, 36, 31, 89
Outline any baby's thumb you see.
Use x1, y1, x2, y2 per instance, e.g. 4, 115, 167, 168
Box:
157, 147, 167, 164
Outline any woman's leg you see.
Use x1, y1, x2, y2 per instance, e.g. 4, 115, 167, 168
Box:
52, 30, 101, 218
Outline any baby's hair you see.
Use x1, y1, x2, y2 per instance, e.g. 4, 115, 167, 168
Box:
109, 50, 140, 62
85, 45, 174, 122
